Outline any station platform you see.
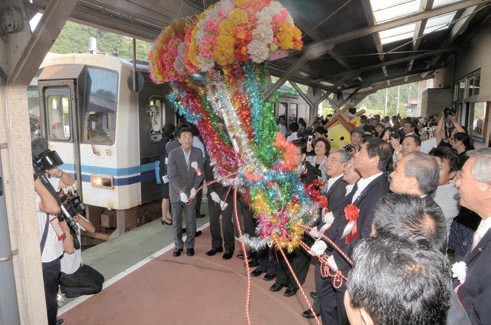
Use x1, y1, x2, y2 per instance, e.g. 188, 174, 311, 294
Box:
59, 206, 318, 324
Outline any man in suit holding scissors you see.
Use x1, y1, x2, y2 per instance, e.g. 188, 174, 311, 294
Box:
316, 137, 392, 325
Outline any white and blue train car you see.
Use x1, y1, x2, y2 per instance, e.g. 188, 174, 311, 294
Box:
31, 52, 174, 236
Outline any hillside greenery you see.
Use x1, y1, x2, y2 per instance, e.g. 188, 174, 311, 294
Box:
50, 21, 153, 61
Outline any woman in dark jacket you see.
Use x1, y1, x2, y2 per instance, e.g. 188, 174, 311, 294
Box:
159, 123, 175, 225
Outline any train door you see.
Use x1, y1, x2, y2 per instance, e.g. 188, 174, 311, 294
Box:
38, 79, 82, 196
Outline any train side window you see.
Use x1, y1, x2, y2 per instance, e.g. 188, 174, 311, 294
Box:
45, 88, 71, 141
81, 67, 118, 145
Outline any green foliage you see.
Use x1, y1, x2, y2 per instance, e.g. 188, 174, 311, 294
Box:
358, 83, 418, 117
50, 21, 152, 61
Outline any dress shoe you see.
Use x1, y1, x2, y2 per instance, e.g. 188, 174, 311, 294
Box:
263, 273, 276, 281
197, 213, 206, 219
310, 291, 317, 300
222, 251, 233, 260
206, 247, 223, 256
186, 248, 195, 256
283, 286, 298, 297
302, 309, 320, 319
237, 251, 256, 260
251, 268, 264, 277
269, 282, 285, 292
173, 248, 183, 257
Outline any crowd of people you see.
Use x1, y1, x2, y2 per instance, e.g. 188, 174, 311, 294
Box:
154, 108, 490, 324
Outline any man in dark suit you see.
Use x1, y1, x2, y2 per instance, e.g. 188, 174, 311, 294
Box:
450, 148, 491, 324
304, 149, 349, 319
167, 126, 204, 257
203, 158, 235, 259
316, 137, 392, 325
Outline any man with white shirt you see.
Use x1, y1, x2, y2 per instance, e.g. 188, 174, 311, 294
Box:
303, 149, 350, 319
450, 148, 491, 324
167, 126, 205, 257
316, 137, 392, 325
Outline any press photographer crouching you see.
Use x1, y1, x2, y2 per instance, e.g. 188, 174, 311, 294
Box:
32, 137, 74, 325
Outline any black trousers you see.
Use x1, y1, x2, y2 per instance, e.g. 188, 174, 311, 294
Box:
275, 244, 311, 290
207, 192, 235, 252
42, 257, 61, 325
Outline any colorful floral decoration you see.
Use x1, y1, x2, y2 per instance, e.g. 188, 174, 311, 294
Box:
149, 0, 319, 251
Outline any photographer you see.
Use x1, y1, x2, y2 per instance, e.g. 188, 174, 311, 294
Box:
419, 108, 465, 154
32, 137, 73, 325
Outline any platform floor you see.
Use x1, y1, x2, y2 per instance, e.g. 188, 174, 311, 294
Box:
59, 207, 318, 325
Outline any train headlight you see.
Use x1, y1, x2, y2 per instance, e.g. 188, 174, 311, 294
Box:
91, 175, 114, 189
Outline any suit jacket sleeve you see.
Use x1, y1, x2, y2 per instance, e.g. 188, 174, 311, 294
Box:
168, 149, 186, 193
191, 149, 205, 189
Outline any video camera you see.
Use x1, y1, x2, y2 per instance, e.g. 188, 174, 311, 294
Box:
33, 149, 64, 173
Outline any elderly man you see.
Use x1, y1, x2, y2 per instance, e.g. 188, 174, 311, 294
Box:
389, 151, 440, 197
344, 235, 451, 325
303, 149, 350, 319
451, 148, 491, 324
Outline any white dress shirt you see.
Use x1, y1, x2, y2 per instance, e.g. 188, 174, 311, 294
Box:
473, 217, 491, 249
351, 172, 383, 203
326, 174, 343, 193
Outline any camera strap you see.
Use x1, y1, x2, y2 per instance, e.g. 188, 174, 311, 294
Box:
40, 213, 49, 255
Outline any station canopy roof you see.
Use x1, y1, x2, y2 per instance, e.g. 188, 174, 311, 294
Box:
29, 0, 490, 98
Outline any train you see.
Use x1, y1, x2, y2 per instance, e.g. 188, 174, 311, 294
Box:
28, 52, 176, 237
27, 52, 314, 238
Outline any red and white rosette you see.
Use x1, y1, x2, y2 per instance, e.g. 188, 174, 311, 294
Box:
342, 204, 360, 244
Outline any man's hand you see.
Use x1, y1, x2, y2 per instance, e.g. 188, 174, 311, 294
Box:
309, 227, 321, 239
390, 137, 400, 152
47, 167, 63, 178
310, 239, 327, 256
219, 200, 228, 211
180, 192, 188, 203
210, 192, 221, 203
190, 188, 197, 199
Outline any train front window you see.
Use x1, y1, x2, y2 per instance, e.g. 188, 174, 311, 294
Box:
81, 67, 118, 145
45, 88, 71, 141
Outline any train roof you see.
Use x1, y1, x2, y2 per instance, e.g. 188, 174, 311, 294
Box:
40, 52, 150, 73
